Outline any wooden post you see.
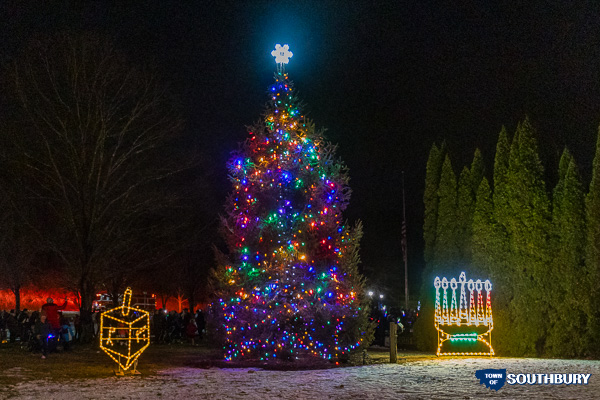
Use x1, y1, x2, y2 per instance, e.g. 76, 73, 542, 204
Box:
390, 322, 397, 363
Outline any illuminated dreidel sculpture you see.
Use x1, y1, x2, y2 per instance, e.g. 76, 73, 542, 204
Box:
99, 288, 150, 374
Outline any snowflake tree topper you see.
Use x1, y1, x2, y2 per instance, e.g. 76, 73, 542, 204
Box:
272, 44, 293, 69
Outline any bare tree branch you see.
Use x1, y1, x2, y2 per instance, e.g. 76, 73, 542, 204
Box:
1, 34, 196, 312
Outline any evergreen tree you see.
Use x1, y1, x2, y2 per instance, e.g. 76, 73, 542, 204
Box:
456, 167, 474, 263
416, 154, 460, 350
454, 149, 484, 264
416, 144, 449, 351
547, 151, 586, 356
585, 127, 600, 357
471, 177, 494, 273
210, 66, 372, 362
504, 118, 551, 355
472, 177, 512, 354
471, 174, 515, 354
470, 148, 485, 196
434, 155, 459, 266
423, 143, 445, 264
420, 122, 594, 356
552, 148, 572, 214
493, 127, 511, 225
483, 126, 516, 354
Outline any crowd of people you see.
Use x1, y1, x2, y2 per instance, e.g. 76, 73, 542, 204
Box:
370, 304, 420, 348
0, 298, 207, 359
152, 308, 206, 346
0, 297, 76, 358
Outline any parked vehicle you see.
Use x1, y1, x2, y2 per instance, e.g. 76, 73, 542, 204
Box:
92, 292, 156, 312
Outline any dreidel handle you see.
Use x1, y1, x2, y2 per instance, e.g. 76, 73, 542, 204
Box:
121, 287, 133, 317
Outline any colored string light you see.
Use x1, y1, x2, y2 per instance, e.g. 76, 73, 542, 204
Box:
211, 47, 368, 362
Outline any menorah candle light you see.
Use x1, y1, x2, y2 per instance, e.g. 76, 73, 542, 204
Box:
99, 288, 150, 373
434, 272, 494, 356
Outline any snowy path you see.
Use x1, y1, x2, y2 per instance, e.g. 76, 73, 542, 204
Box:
3, 357, 599, 399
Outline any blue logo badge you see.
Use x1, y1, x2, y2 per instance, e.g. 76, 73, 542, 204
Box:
475, 368, 507, 391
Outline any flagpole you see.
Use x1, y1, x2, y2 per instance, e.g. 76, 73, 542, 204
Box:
402, 171, 409, 310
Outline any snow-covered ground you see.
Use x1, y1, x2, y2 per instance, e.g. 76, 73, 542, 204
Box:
3, 357, 599, 399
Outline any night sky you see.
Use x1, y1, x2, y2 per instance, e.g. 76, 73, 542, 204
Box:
2, 1, 600, 304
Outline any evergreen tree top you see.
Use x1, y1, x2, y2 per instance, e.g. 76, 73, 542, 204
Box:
553, 148, 574, 215
589, 125, 600, 196
264, 71, 306, 136
470, 148, 485, 195
558, 148, 572, 179
493, 127, 510, 185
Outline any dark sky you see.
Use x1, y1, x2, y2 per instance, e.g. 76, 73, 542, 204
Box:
3, 1, 600, 304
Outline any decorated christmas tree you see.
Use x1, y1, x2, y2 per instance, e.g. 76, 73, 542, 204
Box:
210, 45, 373, 362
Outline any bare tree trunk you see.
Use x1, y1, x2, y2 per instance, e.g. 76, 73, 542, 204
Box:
160, 294, 169, 310
188, 292, 195, 313
108, 289, 120, 308
73, 292, 81, 310
78, 278, 96, 344
11, 285, 21, 312
175, 290, 187, 313
79, 278, 95, 314
109, 279, 123, 308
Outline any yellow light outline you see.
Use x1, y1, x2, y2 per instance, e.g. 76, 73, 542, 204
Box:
99, 288, 151, 371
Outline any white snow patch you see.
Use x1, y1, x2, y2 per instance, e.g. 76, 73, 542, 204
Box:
3, 358, 599, 399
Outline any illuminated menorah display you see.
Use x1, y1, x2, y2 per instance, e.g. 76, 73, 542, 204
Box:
434, 272, 494, 356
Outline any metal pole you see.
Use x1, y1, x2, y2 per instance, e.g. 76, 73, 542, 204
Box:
402, 171, 409, 310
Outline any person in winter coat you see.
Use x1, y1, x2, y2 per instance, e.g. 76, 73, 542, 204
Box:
25, 311, 39, 342
41, 297, 68, 334
4, 311, 19, 342
0, 311, 5, 342
185, 318, 198, 346
153, 309, 166, 344
60, 316, 75, 351
195, 309, 205, 341
34, 313, 52, 359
